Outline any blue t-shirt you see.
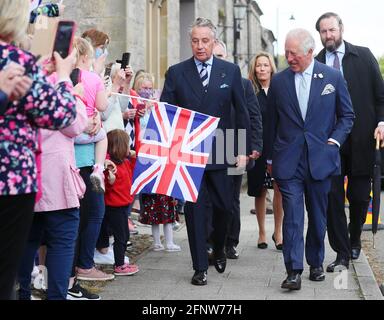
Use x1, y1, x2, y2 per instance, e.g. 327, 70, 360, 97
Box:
75, 143, 95, 168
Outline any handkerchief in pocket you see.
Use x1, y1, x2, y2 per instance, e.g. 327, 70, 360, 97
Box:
321, 84, 335, 95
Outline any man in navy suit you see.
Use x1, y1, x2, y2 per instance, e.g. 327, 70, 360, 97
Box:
266, 29, 354, 290
212, 40, 263, 259
161, 18, 250, 285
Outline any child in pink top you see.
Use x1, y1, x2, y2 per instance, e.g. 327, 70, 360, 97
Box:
73, 37, 109, 193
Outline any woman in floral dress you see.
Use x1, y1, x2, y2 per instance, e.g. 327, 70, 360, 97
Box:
0, 0, 77, 299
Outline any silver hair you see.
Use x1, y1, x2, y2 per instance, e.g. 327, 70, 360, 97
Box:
215, 39, 227, 55
189, 17, 217, 39
286, 28, 316, 54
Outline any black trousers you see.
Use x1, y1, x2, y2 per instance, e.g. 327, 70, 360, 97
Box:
225, 174, 243, 248
327, 154, 371, 260
97, 206, 129, 267
0, 193, 35, 300
185, 170, 233, 271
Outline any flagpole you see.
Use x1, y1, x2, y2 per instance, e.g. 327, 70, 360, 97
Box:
111, 92, 219, 119
110, 92, 159, 104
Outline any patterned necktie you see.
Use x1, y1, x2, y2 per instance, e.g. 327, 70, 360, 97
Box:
333, 51, 340, 70
200, 62, 209, 88
298, 73, 309, 120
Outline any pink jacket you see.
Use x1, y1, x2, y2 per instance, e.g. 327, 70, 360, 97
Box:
34, 99, 88, 212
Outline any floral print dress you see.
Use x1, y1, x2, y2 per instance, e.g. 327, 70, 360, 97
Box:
140, 194, 179, 225
0, 43, 77, 196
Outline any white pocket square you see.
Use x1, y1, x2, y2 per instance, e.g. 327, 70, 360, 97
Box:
220, 84, 229, 89
321, 84, 335, 95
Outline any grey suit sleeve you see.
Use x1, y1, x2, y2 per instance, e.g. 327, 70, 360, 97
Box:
244, 79, 263, 153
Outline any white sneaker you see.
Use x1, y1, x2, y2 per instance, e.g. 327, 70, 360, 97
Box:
31, 265, 39, 283
165, 243, 181, 252
93, 249, 114, 265
153, 244, 165, 251
172, 221, 181, 231
94, 248, 129, 265
33, 266, 48, 290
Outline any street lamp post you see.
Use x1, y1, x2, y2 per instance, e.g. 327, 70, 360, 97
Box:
275, 9, 295, 69
233, 1, 247, 65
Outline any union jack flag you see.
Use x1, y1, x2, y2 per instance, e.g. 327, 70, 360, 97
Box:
131, 102, 220, 202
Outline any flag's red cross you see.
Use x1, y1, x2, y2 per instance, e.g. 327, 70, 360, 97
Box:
132, 102, 219, 202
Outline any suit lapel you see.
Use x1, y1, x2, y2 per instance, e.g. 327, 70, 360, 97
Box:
207, 57, 224, 92
201, 57, 226, 107
307, 61, 323, 118
316, 49, 326, 63
183, 57, 205, 99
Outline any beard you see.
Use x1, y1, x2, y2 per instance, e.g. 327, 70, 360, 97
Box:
323, 37, 343, 52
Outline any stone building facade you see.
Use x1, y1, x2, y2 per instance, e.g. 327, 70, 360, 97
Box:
62, 0, 275, 87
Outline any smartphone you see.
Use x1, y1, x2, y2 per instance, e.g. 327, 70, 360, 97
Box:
70, 68, 81, 86
116, 52, 130, 70
52, 20, 76, 59
104, 63, 112, 78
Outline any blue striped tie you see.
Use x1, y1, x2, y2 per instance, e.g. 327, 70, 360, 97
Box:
200, 62, 209, 88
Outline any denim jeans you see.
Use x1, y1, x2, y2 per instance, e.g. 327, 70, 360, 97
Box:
18, 208, 79, 300
73, 167, 105, 272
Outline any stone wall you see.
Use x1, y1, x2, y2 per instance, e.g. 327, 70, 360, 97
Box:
60, 0, 274, 81
62, 0, 128, 66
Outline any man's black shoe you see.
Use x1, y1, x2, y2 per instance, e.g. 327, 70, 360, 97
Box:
281, 272, 301, 290
309, 266, 325, 281
326, 258, 349, 272
225, 246, 239, 259
213, 257, 227, 273
351, 247, 361, 260
191, 271, 207, 286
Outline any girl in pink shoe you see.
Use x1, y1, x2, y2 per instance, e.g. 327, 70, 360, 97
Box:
102, 129, 139, 276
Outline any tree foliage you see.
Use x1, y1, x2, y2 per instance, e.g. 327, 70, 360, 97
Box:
378, 56, 384, 78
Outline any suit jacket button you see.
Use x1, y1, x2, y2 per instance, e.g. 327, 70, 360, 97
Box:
205, 90, 208, 93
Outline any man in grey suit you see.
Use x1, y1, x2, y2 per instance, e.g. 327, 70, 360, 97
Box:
161, 18, 251, 285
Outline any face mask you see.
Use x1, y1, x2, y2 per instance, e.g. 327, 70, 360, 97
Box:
138, 88, 153, 99
95, 47, 108, 59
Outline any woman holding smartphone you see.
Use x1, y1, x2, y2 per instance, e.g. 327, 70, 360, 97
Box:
0, 0, 77, 299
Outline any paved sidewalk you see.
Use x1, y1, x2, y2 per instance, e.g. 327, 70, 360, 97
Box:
101, 190, 383, 300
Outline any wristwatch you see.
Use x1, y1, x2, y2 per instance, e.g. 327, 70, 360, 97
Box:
0, 90, 9, 116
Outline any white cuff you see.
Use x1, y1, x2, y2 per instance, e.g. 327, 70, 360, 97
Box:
328, 138, 340, 147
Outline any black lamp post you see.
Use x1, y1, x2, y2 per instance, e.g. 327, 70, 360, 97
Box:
233, 2, 247, 65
